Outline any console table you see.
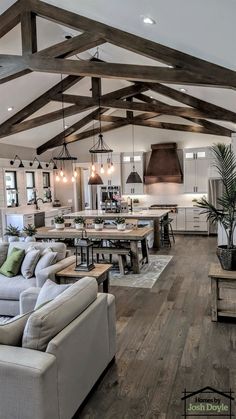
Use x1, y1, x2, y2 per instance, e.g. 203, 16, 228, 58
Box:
209, 263, 236, 321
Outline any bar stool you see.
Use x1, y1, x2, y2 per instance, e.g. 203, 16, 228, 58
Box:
160, 218, 175, 247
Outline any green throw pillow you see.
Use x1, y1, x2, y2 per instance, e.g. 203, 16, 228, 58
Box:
0, 247, 25, 277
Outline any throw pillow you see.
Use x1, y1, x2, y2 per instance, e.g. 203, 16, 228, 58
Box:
0, 243, 9, 267
0, 311, 32, 346
21, 249, 41, 279
0, 247, 25, 277
35, 279, 70, 309
35, 252, 58, 276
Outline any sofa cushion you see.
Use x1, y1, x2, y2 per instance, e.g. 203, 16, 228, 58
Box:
0, 247, 25, 277
35, 279, 70, 309
0, 274, 36, 300
22, 277, 98, 351
0, 311, 32, 346
35, 252, 58, 277
8, 242, 66, 262
0, 243, 9, 267
21, 249, 41, 279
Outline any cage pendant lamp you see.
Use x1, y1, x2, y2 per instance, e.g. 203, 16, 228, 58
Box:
126, 124, 142, 184
88, 120, 103, 185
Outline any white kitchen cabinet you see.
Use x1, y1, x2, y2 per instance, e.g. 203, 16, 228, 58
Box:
169, 208, 186, 231
184, 148, 209, 193
121, 152, 144, 195
185, 207, 208, 232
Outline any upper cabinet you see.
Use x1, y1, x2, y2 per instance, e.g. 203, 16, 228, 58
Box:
121, 152, 144, 195
184, 148, 209, 193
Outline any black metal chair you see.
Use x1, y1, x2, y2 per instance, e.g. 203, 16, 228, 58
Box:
160, 217, 175, 247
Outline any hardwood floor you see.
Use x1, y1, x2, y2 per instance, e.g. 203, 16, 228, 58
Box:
75, 235, 236, 418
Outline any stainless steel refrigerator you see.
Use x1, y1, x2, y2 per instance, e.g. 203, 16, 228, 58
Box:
207, 178, 223, 234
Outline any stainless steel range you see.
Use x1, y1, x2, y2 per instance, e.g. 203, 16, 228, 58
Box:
149, 204, 178, 213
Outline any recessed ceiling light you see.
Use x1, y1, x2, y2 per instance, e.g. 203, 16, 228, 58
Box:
150, 96, 154, 99
64, 125, 69, 129
142, 16, 156, 25
167, 65, 174, 68
7, 106, 13, 111
179, 88, 187, 93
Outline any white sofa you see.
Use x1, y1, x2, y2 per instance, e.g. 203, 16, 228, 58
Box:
0, 277, 116, 419
0, 242, 75, 316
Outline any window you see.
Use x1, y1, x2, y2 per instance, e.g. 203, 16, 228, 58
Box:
5, 171, 18, 207
43, 172, 50, 188
26, 171, 35, 204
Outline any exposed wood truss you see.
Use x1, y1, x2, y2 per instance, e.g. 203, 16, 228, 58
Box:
0, 0, 235, 155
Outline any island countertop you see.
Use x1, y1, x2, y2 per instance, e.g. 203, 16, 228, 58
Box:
64, 209, 169, 220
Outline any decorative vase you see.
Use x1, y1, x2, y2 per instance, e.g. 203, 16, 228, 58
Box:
8, 236, 19, 243
55, 223, 65, 230
216, 246, 236, 270
117, 223, 126, 231
75, 223, 84, 230
25, 236, 36, 242
94, 223, 103, 231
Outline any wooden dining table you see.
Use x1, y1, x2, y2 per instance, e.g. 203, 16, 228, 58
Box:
36, 226, 153, 274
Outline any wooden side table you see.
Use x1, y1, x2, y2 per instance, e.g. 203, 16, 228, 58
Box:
55, 263, 112, 293
209, 263, 236, 321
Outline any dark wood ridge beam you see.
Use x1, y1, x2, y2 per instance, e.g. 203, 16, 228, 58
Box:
65, 120, 128, 144
53, 94, 232, 121
28, 0, 236, 87
0, 75, 82, 136
131, 119, 224, 136
145, 83, 236, 123
0, 104, 95, 139
21, 11, 37, 55
0, 0, 26, 39
36, 32, 105, 59
136, 93, 233, 137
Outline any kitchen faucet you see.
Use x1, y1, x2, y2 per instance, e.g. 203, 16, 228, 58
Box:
35, 197, 44, 210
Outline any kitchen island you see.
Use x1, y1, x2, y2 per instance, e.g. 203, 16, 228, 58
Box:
65, 209, 169, 249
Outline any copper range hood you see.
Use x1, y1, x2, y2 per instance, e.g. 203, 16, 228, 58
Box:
145, 143, 183, 184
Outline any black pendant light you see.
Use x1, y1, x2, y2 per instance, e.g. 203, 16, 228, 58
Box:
126, 124, 142, 184
88, 119, 104, 185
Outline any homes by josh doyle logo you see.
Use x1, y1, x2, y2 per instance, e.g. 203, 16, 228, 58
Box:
182, 386, 234, 418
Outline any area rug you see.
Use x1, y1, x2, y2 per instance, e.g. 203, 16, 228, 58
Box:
110, 254, 173, 289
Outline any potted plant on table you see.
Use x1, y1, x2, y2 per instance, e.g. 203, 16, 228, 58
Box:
4, 225, 21, 242
197, 143, 236, 270
74, 216, 84, 230
23, 224, 37, 242
54, 216, 65, 230
115, 216, 126, 231
94, 217, 104, 231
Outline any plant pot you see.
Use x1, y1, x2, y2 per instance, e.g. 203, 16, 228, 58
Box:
94, 223, 103, 231
117, 223, 126, 231
216, 246, 236, 270
55, 223, 65, 230
25, 236, 36, 242
75, 223, 84, 230
8, 236, 19, 243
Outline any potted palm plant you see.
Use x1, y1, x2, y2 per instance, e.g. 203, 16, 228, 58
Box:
115, 216, 126, 231
74, 216, 84, 230
94, 217, 104, 231
23, 224, 37, 242
54, 216, 65, 230
4, 225, 21, 242
197, 143, 236, 270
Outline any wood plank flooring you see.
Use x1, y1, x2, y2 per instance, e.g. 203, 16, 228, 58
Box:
74, 235, 236, 418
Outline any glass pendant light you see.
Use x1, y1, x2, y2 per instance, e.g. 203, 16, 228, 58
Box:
126, 124, 142, 184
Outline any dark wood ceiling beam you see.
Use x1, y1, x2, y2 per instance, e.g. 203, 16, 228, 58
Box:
0, 75, 82, 136
28, 0, 236, 87
65, 120, 128, 144
0, 63, 30, 84
132, 119, 222, 135
145, 83, 236, 123
91, 77, 101, 100
0, 0, 25, 39
0, 54, 223, 87
21, 11, 37, 55
37, 32, 105, 59
136, 92, 233, 137
37, 107, 108, 154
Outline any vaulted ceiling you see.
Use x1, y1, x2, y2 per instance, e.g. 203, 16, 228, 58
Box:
0, 0, 235, 153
